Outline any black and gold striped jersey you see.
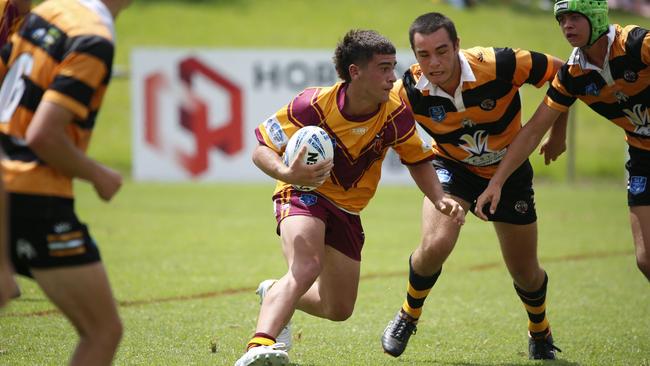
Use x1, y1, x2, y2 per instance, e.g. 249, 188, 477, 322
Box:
397, 46, 560, 178
545, 24, 650, 152
0, 0, 114, 198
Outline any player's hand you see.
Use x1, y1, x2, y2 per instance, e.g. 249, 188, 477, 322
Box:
539, 136, 566, 165
0, 267, 18, 308
286, 146, 334, 187
433, 197, 465, 226
92, 164, 123, 202
474, 183, 502, 221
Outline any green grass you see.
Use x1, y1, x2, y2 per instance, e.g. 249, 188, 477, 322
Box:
1, 182, 648, 365
2, 2, 649, 365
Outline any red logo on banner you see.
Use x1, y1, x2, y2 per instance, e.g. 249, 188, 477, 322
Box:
144, 57, 243, 176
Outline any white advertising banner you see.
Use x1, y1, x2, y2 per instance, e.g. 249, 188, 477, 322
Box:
131, 49, 419, 183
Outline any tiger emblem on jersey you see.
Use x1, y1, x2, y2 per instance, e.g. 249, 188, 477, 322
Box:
624, 104, 650, 136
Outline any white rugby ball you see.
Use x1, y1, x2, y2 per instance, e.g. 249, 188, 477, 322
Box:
282, 125, 335, 191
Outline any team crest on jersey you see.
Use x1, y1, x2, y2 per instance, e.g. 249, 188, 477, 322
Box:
585, 83, 600, 96
436, 168, 452, 183
629, 176, 647, 195
623, 70, 638, 83
299, 193, 318, 206
428, 106, 446, 122
480, 99, 496, 111
459, 130, 507, 166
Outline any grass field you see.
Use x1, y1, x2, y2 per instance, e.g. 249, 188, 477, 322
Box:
1, 182, 648, 365
1, 1, 649, 365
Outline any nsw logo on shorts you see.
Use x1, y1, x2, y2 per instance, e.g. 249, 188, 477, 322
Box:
299, 193, 318, 206
629, 176, 647, 195
436, 168, 452, 183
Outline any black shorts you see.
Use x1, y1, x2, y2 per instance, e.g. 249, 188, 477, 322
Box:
433, 157, 537, 225
626, 146, 650, 206
9, 194, 101, 278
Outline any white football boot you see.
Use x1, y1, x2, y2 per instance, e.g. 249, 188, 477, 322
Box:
233, 343, 289, 366
256, 279, 293, 350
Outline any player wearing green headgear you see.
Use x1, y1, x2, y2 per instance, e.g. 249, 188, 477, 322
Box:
476, 1, 650, 284
553, 0, 608, 46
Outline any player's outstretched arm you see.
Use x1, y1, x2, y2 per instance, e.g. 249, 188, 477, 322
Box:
475, 103, 562, 220
407, 162, 465, 226
252, 144, 333, 188
25, 101, 122, 202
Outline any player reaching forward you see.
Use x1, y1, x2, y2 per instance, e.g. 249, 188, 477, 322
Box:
476, 0, 650, 282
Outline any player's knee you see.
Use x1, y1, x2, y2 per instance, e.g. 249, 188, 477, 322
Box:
325, 302, 354, 321
84, 316, 123, 347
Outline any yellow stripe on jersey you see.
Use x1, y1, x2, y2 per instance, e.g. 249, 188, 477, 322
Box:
546, 24, 650, 152
0, 0, 115, 198
400, 47, 560, 178
256, 82, 434, 213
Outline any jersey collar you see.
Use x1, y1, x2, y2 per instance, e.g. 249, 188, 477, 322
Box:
414, 50, 476, 97
567, 24, 615, 71
77, 0, 115, 41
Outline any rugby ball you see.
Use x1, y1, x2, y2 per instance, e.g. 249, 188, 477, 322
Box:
282, 125, 335, 191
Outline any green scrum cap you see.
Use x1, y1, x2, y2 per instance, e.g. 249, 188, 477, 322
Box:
554, 0, 609, 46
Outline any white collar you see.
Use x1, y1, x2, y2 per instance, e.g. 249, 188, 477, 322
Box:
77, 0, 115, 41
414, 50, 476, 96
567, 24, 615, 71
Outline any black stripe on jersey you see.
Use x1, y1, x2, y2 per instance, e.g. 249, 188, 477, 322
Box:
0, 133, 41, 163
20, 77, 44, 112
19, 13, 68, 62
1, 41, 12, 64
587, 85, 650, 120
546, 85, 576, 107
625, 27, 649, 64
525, 51, 550, 86
73, 110, 97, 130
419, 94, 522, 144
494, 47, 516, 83
555, 66, 608, 96
49, 75, 94, 107
63, 35, 114, 82
462, 79, 513, 109
610, 54, 647, 78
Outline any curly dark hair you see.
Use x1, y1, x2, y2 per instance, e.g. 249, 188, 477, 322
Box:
333, 29, 396, 82
408, 12, 458, 50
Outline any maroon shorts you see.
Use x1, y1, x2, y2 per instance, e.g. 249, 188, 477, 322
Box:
273, 189, 365, 261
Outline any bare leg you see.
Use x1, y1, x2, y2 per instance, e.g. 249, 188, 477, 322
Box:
32, 263, 122, 366
494, 221, 545, 291
630, 206, 650, 281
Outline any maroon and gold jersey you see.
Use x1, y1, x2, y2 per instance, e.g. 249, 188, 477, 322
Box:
255, 82, 434, 213
545, 24, 650, 152
0, 0, 114, 198
0, 0, 25, 47
398, 47, 560, 178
